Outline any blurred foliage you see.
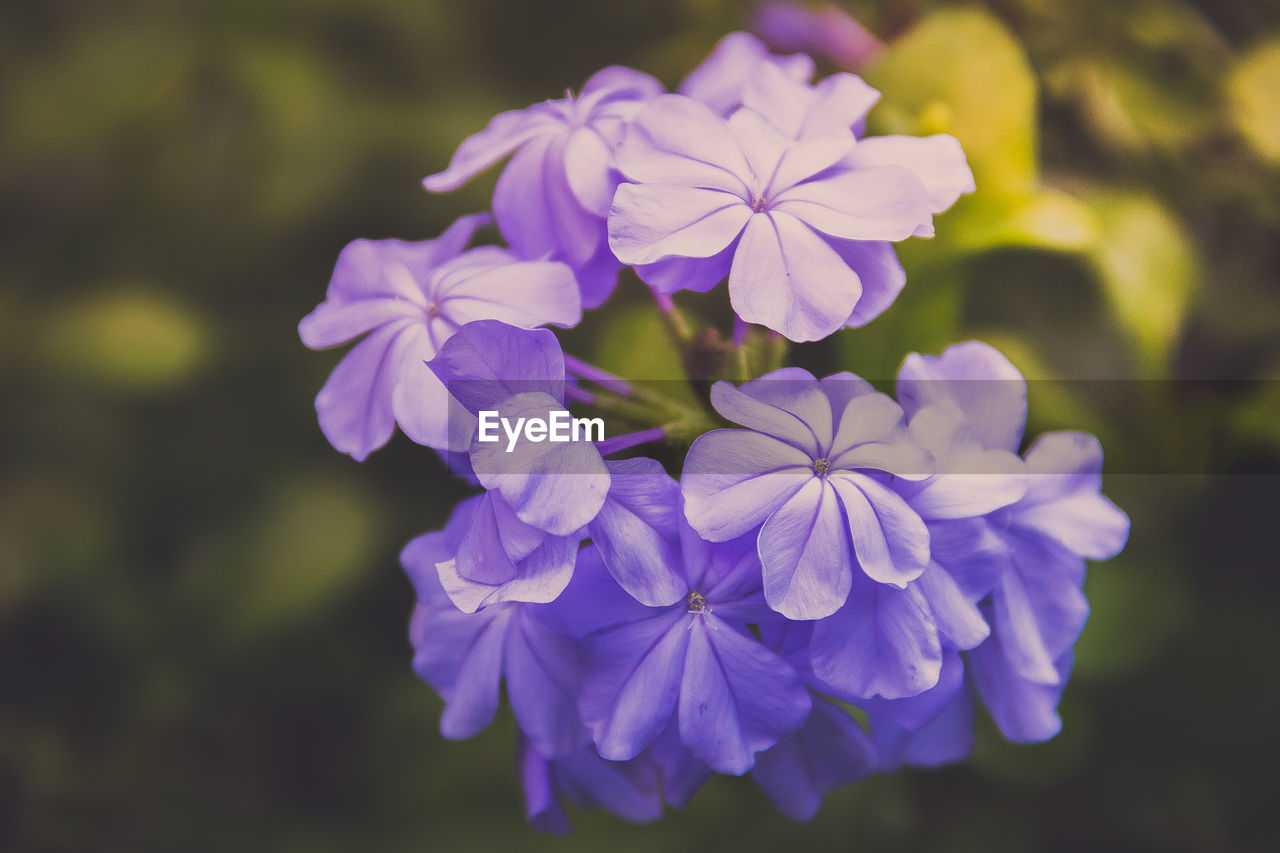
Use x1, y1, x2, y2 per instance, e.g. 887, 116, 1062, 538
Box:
1, 0, 1278, 851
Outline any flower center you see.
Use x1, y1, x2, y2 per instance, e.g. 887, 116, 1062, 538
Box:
686, 590, 709, 613
750, 191, 768, 213
813, 458, 830, 477
425, 302, 441, 319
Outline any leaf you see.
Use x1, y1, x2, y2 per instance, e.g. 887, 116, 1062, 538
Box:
38, 287, 211, 393
1228, 38, 1280, 164
866, 7, 1039, 196
1079, 189, 1199, 374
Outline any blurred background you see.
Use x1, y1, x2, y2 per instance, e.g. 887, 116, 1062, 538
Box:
2, 0, 1278, 850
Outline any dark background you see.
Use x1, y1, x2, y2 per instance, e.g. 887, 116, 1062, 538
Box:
2, 0, 1278, 850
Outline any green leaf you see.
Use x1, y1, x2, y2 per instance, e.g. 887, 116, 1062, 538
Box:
1228, 38, 1280, 164
38, 287, 211, 393
949, 187, 1099, 255
1080, 189, 1199, 374
867, 7, 1039, 195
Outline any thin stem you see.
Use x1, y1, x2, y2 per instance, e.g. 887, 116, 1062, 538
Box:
564, 354, 632, 396
596, 427, 667, 456
565, 384, 595, 405
652, 288, 694, 346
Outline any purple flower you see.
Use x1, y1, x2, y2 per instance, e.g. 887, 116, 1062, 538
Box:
427, 320, 609, 537
427, 320, 685, 606
864, 648, 975, 770
678, 31, 815, 115
607, 93, 938, 341
753, 1, 886, 70
423, 67, 663, 308
749, 696, 876, 820
896, 341, 1129, 741
556, 533, 811, 775
682, 369, 933, 620
298, 214, 580, 459
519, 737, 663, 834
401, 503, 587, 759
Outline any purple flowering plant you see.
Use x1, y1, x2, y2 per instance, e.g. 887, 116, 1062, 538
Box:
301, 29, 1127, 831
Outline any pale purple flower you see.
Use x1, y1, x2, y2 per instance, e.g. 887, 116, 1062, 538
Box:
682, 369, 933, 619
753, 1, 886, 70
749, 696, 876, 820
401, 503, 587, 759
896, 341, 1129, 741
298, 214, 580, 459
863, 648, 976, 770
556, 534, 811, 775
607, 93, 939, 341
519, 736, 662, 834
427, 320, 685, 607
423, 67, 663, 308
678, 31, 815, 115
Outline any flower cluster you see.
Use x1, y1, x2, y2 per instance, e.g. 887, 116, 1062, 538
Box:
300, 31, 1127, 830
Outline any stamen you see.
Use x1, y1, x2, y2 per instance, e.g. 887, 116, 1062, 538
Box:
813, 458, 830, 477
686, 590, 708, 613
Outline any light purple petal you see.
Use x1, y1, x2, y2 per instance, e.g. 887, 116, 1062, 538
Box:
830, 472, 929, 587
390, 326, 452, 449
759, 478, 853, 620
1017, 432, 1129, 560
505, 610, 587, 759
772, 165, 932, 241
614, 94, 752, 194
634, 241, 737, 294
581, 65, 665, 100
678, 617, 811, 774
896, 340, 1028, 453
915, 561, 990, 650
608, 184, 751, 265
424, 104, 561, 192
494, 133, 604, 267
681, 429, 812, 541
679, 31, 814, 115
827, 239, 906, 328
810, 574, 942, 699
587, 458, 687, 607
710, 369, 832, 455
314, 319, 415, 461
564, 126, 618, 217
970, 638, 1072, 743
436, 257, 582, 329
427, 321, 565, 415
436, 534, 577, 613
728, 211, 863, 342
581, 611, 689, 761
471, 391, 609, 536
435, 608, 511, 740
843, 134, 975, 213
750, 697, 875, 821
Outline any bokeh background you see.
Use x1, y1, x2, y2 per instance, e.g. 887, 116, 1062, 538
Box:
3, 0, 1279, 850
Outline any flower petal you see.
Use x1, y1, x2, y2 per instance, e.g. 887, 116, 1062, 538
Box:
615, 94, 752, 193
587, 458, 687, 607
896, 340, 1028, 453
759, 478, 853, 620
681, 429, 812, 541
810, 573, 942, 699
728, 211, 863, 342
505, 609, 587, 759
843, 134, 975, 213
678, 618, 811, 774
581, 611, 690, 761
771, 165, 932, 241
437, 257, 582, 329
710, 368, 833, 455
608, 184, 751, 265
424, 104, 561, 192
314, 320, 415, 461
829, 472, 929, 587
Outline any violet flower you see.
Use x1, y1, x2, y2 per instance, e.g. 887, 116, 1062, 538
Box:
424, 67, 663, 308
607, 92, 938, 341
298, 214, 580, 459
682, 368, 933, 620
